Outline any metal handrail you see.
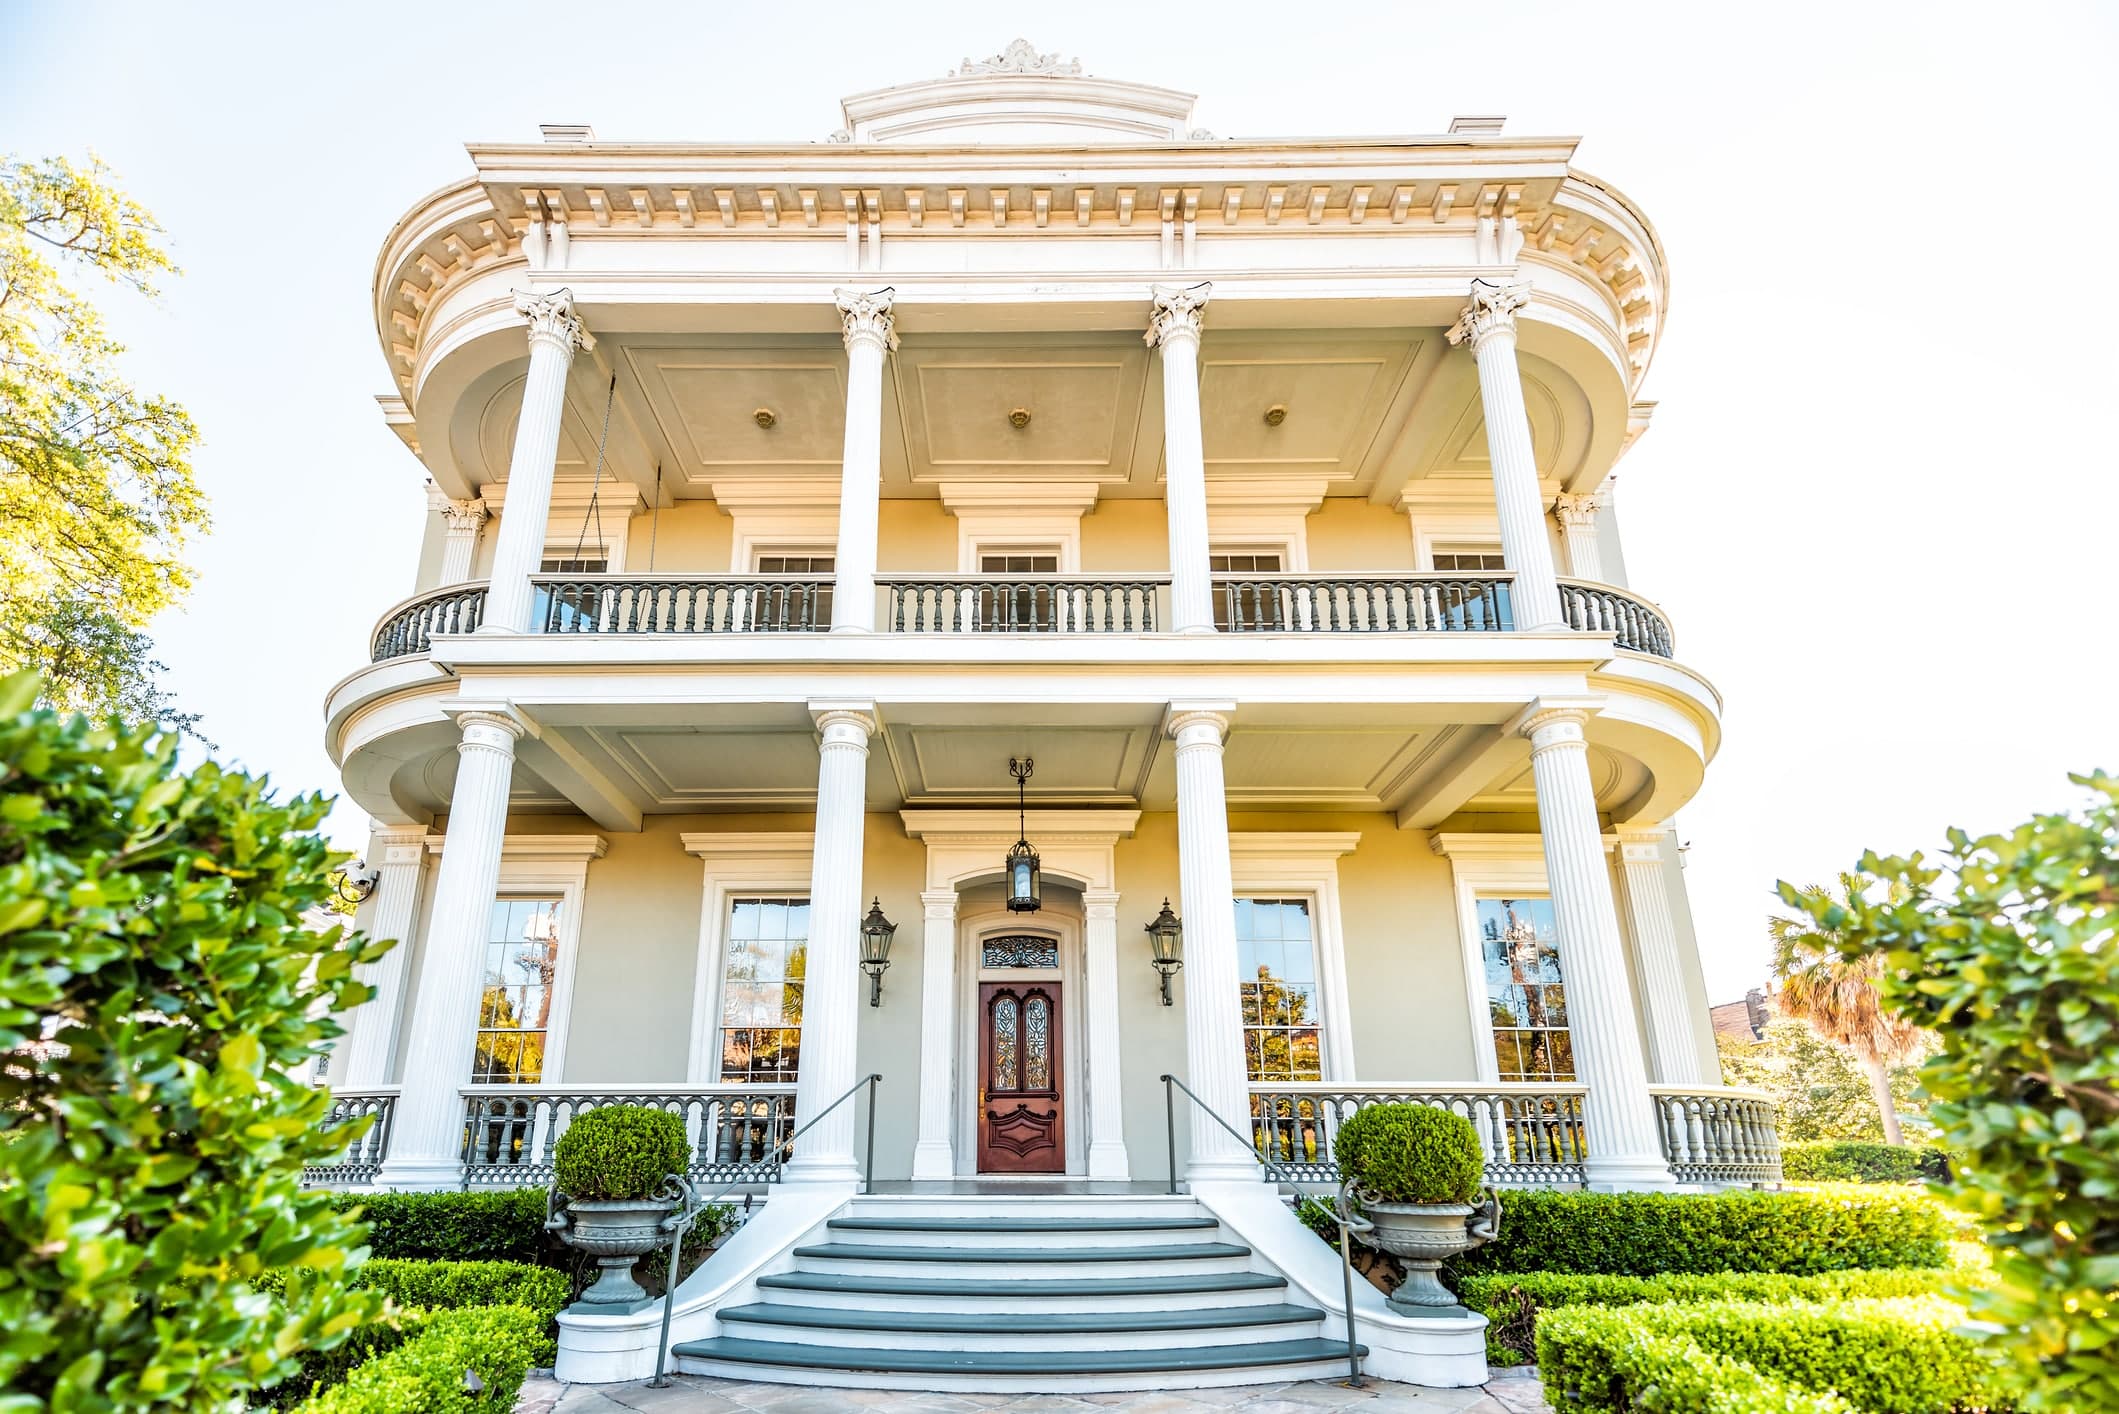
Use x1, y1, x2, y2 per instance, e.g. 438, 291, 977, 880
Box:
644, 1073, 882, 1388
1160, 1074, 1364, 1387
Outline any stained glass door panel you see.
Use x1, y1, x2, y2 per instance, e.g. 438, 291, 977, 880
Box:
977, 981, 1063, 1173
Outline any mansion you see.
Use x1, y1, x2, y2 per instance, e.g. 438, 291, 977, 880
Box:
321, 43, 1775, 1391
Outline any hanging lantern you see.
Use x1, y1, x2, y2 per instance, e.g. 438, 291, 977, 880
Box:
859, 898, 897, 1006
1144, 898, 1184, 1005
1005, 757, 1041, 913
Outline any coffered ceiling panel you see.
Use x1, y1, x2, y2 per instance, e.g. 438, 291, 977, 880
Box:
1468, 746, 1638, 813
894, 340, 1150, 485
472, 373, 599, 486
883, 722, 1158, 806
1199, 341, 1414, 485
621, 346, 848, 487
588, 726, 826, 807
1220, 727, 1432, 808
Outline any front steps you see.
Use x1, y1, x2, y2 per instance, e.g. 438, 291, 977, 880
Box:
671, 1194, 1365, 1392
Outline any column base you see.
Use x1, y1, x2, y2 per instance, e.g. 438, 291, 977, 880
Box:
1185, 1155, 1266, 1185
1087, 1140, 1132, 1181
373, 1156, 468, 1191
471, 624, 522, 635
909, 1139, 956, 1182
1582, 1155, 1680, 1191
827, 623, 872, 635
782, 1154, 867, 1186
1172, 624, 1218, 636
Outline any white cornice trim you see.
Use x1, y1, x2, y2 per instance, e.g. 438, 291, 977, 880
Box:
423, 832, 608, 861
899, 808, 1141, 842
681, 831, 817, 860
1430, 831, 1544, 861
1229, 831, 1363, 860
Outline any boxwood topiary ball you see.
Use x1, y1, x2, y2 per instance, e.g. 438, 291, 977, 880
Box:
553, 1104, 690, 1201
1334, 1102, 1485, 1204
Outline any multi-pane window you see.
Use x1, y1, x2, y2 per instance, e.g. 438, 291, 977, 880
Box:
1478, 896, 1573, 1081
979, 552, 1060, 574
540, 554, 609, 574
1210, 550, 1285, 630
1236, 897, 1323, 1081
978, 551, 1061, 629
473, 898, 564, 1083
755, 552, 833, 628
719, 897, 809, 1083
1432, 548, 1507, 572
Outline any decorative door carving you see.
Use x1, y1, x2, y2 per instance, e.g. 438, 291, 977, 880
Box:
977, 981, 1063, 1172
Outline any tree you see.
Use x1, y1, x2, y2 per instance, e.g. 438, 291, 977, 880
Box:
1779, 774, 2119, 1411
0, 154, 209, 728
1768, 874, 1928, 1144
1716, 1017, 1929, 1144
0, 670, 387, 1409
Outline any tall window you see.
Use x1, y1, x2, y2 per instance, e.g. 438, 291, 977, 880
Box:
473, 897, 564, 1083
1211, 550, 1285, 630
1478, 896, 1572, 1081
1236, 897, 1323, 1081
1432, 547, 1506, 572
718, 897, 809, 1083
539, 553, 609, 574
978, 550, 1061, 629
754, 552, 833, 628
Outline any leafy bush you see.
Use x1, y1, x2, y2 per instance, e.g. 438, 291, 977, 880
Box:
0, 671, 387, 1409
294, 1304, 553, 1414
553, 1104, 690, 1201
260, 1308, 424, 1411
352, 1259, 569, 1322
1781, 776, 2119, 1411
330, 1188, 552, 1263
1782, 1140, 1953, 1185
1453, 1187, 1949, 1277
1535, 1309, 1856, 1413
1539, 1297, 2015, 1413
1332, 1102, 1484, 1203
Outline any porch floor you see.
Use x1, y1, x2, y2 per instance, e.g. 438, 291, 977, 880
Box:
863, 1181, 1179, 1196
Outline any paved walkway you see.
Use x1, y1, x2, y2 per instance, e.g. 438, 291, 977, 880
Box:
517, 1370, 1551, 1414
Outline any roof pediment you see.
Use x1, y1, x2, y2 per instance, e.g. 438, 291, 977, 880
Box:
838, 40, 1200, 145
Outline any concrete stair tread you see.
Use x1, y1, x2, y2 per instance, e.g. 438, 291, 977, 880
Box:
830, 1216, 1221, 1233
756, 1270, 1288, 1298
671, 1336, 1368, 1376
718, 1301, 1325, 1334
789, 1241, 1249, 1263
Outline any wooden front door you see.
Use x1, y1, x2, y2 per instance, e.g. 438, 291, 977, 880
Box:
978, 981, 1064, 1172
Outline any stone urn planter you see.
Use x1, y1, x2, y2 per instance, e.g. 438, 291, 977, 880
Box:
1333, 1101, 1503, 1318
548, 1193, 683, 1306
544, 1103, 695, 1309
1353, 1191, 1501, 1313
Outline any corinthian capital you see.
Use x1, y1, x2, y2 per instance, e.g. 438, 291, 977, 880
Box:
514, 288, 592, 354
1552, 492, 1603, 528
834, 287, 898, 352
1446, 279, 1530, 354
438, 498, 488, 535
1144, 282, 1211, 348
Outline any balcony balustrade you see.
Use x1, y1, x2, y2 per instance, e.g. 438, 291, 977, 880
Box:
536, 575, 831, 635
1247, 1082, 1591, 1187
1560, 579, 1675, 657
457, 1084, 796, 1188
1215, 574, 1514, 635
1650, 1085, 1783, 1185
370, 584, 487, 662
300, 1089, 398, 1185
883, 575, 1164, 633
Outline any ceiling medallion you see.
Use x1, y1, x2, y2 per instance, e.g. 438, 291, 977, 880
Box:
1009, 407, 1032, 430
754, 408, 777, 429
1263, 404, 1288, 426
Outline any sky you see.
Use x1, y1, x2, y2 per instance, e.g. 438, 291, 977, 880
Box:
3, 0, 2116, 1005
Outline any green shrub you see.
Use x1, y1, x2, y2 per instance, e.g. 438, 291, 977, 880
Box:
0, 670, 387, 1409
1453, 1187, 1949, 1278
1782, 1140, 1953, 1185
1534, 1309, 1856, 1413
294, 1304, 553, 1414
1539, 1297, 2016, 1413
1462, 1267, 1958, 1364
330, 1188, 551, 1263
553, 1104, 690, 1200
1332, 1102, 1484, 1203
261, 1309, 425, 1411
352, 1259, 569, 1322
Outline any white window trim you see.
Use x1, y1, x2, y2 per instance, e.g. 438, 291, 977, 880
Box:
747, 545, 837, 572
1229, 832, 1360, 1083
733, 528, 840, 574
681, 833, 816, 1084
1207, 525, 1307, 573
1431, 832, 1556, 1084
1208, 542, 1299, 574
1409, 513, 1506, 572
963, 532, 1076, 574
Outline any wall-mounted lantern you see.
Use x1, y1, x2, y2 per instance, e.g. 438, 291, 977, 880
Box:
1005, 757, 1041, 913
860, 897, 896, 1006
1145, 898, 1184, 1005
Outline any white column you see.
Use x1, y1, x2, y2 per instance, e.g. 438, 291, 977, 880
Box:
337, 824, 431, 1088
1553, 493, 1604, 583
376, 709, 525, 1189
1519, 701, 1672, 1187
910, 887, 959, 1180
1082, 888, 1131, 1179
1169, 702, 1260, 1183
1614, 831, 1709, 1085
831, 289, 895, 634
784, 702, 877, 1184
1147, 284, 1215, 635
1448, 281, 1565, 629
482, 290, 591, 634
437, 498, 489, 585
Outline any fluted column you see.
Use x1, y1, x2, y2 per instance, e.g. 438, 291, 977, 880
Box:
910, 887, 959, 1180
1614, 831, 1709, 1085
785, 702, 877, 1184
1449, 281, 1564, 629
1169, 702, 1259, 1183
1519, 701, 1672, 1187
437, 498, 489, 585
1147, 284, 1215, 635
1553, 493, 1604, 583
831, 289, 895, 634
483, 291, 591, 634
336, 824, 431, 1088
1082, 888, 1131, 1179
376, 709, 526, 1189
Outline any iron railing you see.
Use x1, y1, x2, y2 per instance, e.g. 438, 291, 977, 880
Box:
534, 575, 831, 635
301, 1090, 398, 1185
1215, 574, 1514, 634
459, 1085, 797, 1188
1651, 1086, 1782, 1185
1558, 579, 1674, 658
1246, 1083, 1592, 1188
370, 585, 487, 661
882, 575, 1165, 633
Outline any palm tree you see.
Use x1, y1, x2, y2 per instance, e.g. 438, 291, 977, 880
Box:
1767, 873, 1928, 1145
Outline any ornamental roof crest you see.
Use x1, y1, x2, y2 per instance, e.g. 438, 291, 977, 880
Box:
954, 39, 1082, 77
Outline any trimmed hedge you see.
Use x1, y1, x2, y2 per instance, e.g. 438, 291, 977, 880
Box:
295, 1304, 554, 1414
1781, 1141, 1953, 1185
1533, 1311, 1855, 1413
1537, 1298, 2016, 1413
329, 1188, 551, 1263
351, 1259, 569, 1323
1453, 1187, 1950, 1277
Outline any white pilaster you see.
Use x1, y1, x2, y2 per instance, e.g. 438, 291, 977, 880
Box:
1518, 701, 1671, 1187
436, 498, 489, 585
482, 291, 591, 634
1553, 493, 1604, 583
784, 701, 877, 1183
376, 708, 526, 1189
1614, 831, 1709, 1085
1448, 281, 1565, 629
1147, 284, 1215, 635
337, 824, 431, 1088
1168, 702, 1260, 1183
1081, 887, 1131, 1179
831, 289, 895, 634
910, 887, 959, 1180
